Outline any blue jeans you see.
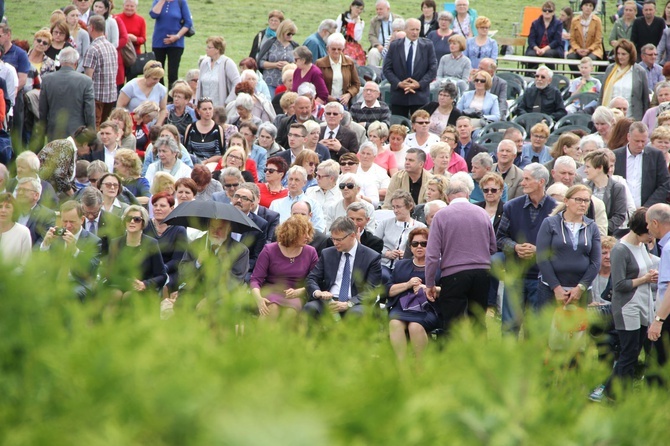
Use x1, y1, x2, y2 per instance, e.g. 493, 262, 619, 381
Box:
502, 278, 552, 335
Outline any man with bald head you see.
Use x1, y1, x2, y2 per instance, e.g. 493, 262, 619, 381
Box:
349, 81, 392, 129
382, 17, 437, 117
472, 58, 507, 117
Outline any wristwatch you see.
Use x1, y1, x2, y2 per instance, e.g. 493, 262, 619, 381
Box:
577, 284, 587, 292
655, 315, 666, 323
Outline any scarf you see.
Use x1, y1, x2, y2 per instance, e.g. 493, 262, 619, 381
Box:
601, 64, 632, 106
264, 27, 276, 39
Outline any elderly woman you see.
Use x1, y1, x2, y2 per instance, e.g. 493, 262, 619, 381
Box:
114, 149, 150, 205
46, 20, 73, 62
375, 189, 427, 284
97, 172, 128, 217
583, 150, 628, 235
452, 0, 476, 37
456, 70, 500, 126
117, 0, 147, 55
63, 5, 89, 63
642, 81, 670, 132
413, 175, 449, 223
526, 1, 564, 60
165, 82, 196, 142
324, 173, 376, 232
314, 32, 361, 107
257, 122, 284, 157
0, 193, 32, 268
421, 82, 462, 136
131, 100, 160, 157
545, 132, 582, 171
28, 29, 57, 77
357, 141, 391, 201
537, 184, 601, 306
567, 0, 604, 64
107, 205, 167, 298
592, 106, 616, 147
149, 0, 193, 89
145, 136, 192, 186
239, 71, 276, 122
258, 19, 299, 97
427, 11, 455, 64
293, 150, 320, 191
600, 39, 649, 121
367, 121, 398, 176
9, 151, 58, 209
118, 61, 167, 125
196, 36, 240, 106
436, 34, 471, 93
405, 110, 441, 153
184, 98, 225, 162
387, 227, 441, 360
464, 16, 497, 69
249, 9, 285, 60
292, 46, 329, 103
387, 124, 410, 169
251, 215, 319, 317
521, 122, 552, 164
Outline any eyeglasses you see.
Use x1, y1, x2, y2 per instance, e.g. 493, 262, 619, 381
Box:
330, 232, 353, 243
339, 183, 356, 190
35, 38, 49, 45
125, 216, 144, 224
340, 161, 358, 166
224, 183, 240, 188
232, 194, 253, 202
264, 168, 279, 174
482, 188, 499, 194
542, 9, 554, 13
571, 197, 590, 204
474, 78, 486, 84
325, 112, 341, 116
410, 241, 428, 248
414, 121, 430, 125
535, 74, 547, 79
101, 182, 119, 189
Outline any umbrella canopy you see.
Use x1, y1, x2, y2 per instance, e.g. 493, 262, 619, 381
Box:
163, 201, 260, 233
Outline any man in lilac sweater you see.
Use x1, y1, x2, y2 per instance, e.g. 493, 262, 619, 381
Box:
426, 177, 497, 332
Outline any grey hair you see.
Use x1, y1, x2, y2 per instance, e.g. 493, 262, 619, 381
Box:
437, 10, 454, 21
324, 101, 345, 114
237, 182, 260, 201
592, 106, 615, 125
235, 93, 254, 111
220, 167, 244, 182
319, 19, 338, 34
240, 69, 258, 82
449, 172, 475, 193
347, 201, 372, 218
497, 139, 518, 154
554, 155, 577, 170
580, 134, 605, 150
339, 173, 360, 188
391, 18, 406, 31
80, 186, 104, 207
648, 203, 670, 225
330, 216, 357, 234
287, 165, 308, 181
122, 205, 150, 228
327, 32, 346, 48
18, 177, 42, 196
16, 151, 40, 171
317, 160, 340, 177
359, 141, 378, 156
471, 152, 493, 169
524, 162, 550, 185
258, 122, 278, 139
155, 136, 179, 154
297, 82, 317, 98
59, 47, 80, 65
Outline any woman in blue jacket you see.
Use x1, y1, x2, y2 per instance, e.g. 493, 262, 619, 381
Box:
150, 0, 193, 90
525, 1, 565, 60
456, 70, 500, 126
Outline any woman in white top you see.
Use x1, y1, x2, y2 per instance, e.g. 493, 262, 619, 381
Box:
146, 137, 192, 186
0, 194, 31, 269
357, 141, 391, 202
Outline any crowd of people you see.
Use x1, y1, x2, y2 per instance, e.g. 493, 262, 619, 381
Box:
2, 0, 670, 396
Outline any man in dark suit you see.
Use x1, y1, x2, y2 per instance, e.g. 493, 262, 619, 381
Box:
15, 177, 56, 246
305, 217, 382, 317
231, 183, 268, 281
40, 201, 102, 301
318, 101, 359, 162
79, 186, 122, 255
614, 121, 670, 208
38, 47, 95, 142
454, 116, 488, 170
382, 18, 437, 118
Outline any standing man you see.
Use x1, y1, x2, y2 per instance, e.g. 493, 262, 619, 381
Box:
425, 177, 497, 332
83, 15, 118, 128
382, 18, 437, 117
454, 116, 487, 170
39, 47, 96, 141
496, 163, 556, 335
368, 0, 403, 67
349, 81, 392, 129
630, 1, 665, 57
304, 19, 337, 62
613, 121, 670, 208
383, 148, 433, 208
318, 101, 359, 161
646, 204, 670, 366
493, 139, 524, 200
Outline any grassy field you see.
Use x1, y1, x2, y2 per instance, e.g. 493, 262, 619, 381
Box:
6, 0, 527, 79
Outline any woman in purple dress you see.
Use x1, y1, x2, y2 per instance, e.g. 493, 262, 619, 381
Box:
250, 215, 319, 318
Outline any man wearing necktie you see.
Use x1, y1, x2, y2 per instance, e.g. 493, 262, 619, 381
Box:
382, 18, 437, 118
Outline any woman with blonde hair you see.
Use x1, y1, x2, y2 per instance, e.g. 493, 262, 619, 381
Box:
118, 60, 167, 125
197, 36, 241, 106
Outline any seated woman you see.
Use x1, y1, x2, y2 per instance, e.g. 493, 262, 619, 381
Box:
258, 156, 289, 208
464, 16, 498, 69
114, 149, 150, 206
456, 70, 500, 127
367, 121, 398, 177
143, 192, 188, 298
387, 227, 441, 360
106, 205, 167, 299
525, 2, 565, 60
405, 110, 441, 153
358, 141, 391, 202
292, 45, 329, 103
97, 173, 128, 218
436, 35, 471, 94
566, 0, 604, 63
145, 137, 193, 186
118, 61, 167, 126
420, 82, 462, 136
250, 215, 319, 318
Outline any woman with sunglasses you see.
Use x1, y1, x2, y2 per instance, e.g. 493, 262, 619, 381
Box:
107, 205, 167, 299
387, 227, 440, 359
456, 70, 500, 127
258, 156, 289, 208
118, 60, 168, 126
525, 1, 564, 62
463, 16, 497, 69
97, 172, 129, 218
258, 19, 299, 97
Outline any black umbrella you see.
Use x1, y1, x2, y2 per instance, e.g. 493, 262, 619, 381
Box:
163, 201, 260, 233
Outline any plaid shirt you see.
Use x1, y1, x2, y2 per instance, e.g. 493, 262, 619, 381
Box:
83, 36, 118, 103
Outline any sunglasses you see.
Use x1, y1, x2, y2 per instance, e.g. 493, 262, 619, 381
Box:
264, 168, 279, 174
35, 38, 49, 45
125, 216, 143, 224
340, 162, 358, 166
339, 183, 356, 190
482, 188, 499, 194
474, 78, 486, 83
224, 183, 240, 188
410, 241, 428, 248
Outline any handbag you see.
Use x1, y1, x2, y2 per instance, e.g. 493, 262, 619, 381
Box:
399, 287, 428, 312
121, 40, 137, 68
178, 0, 195, 37
127, 44, 156, 80
548, 304, 589, 352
